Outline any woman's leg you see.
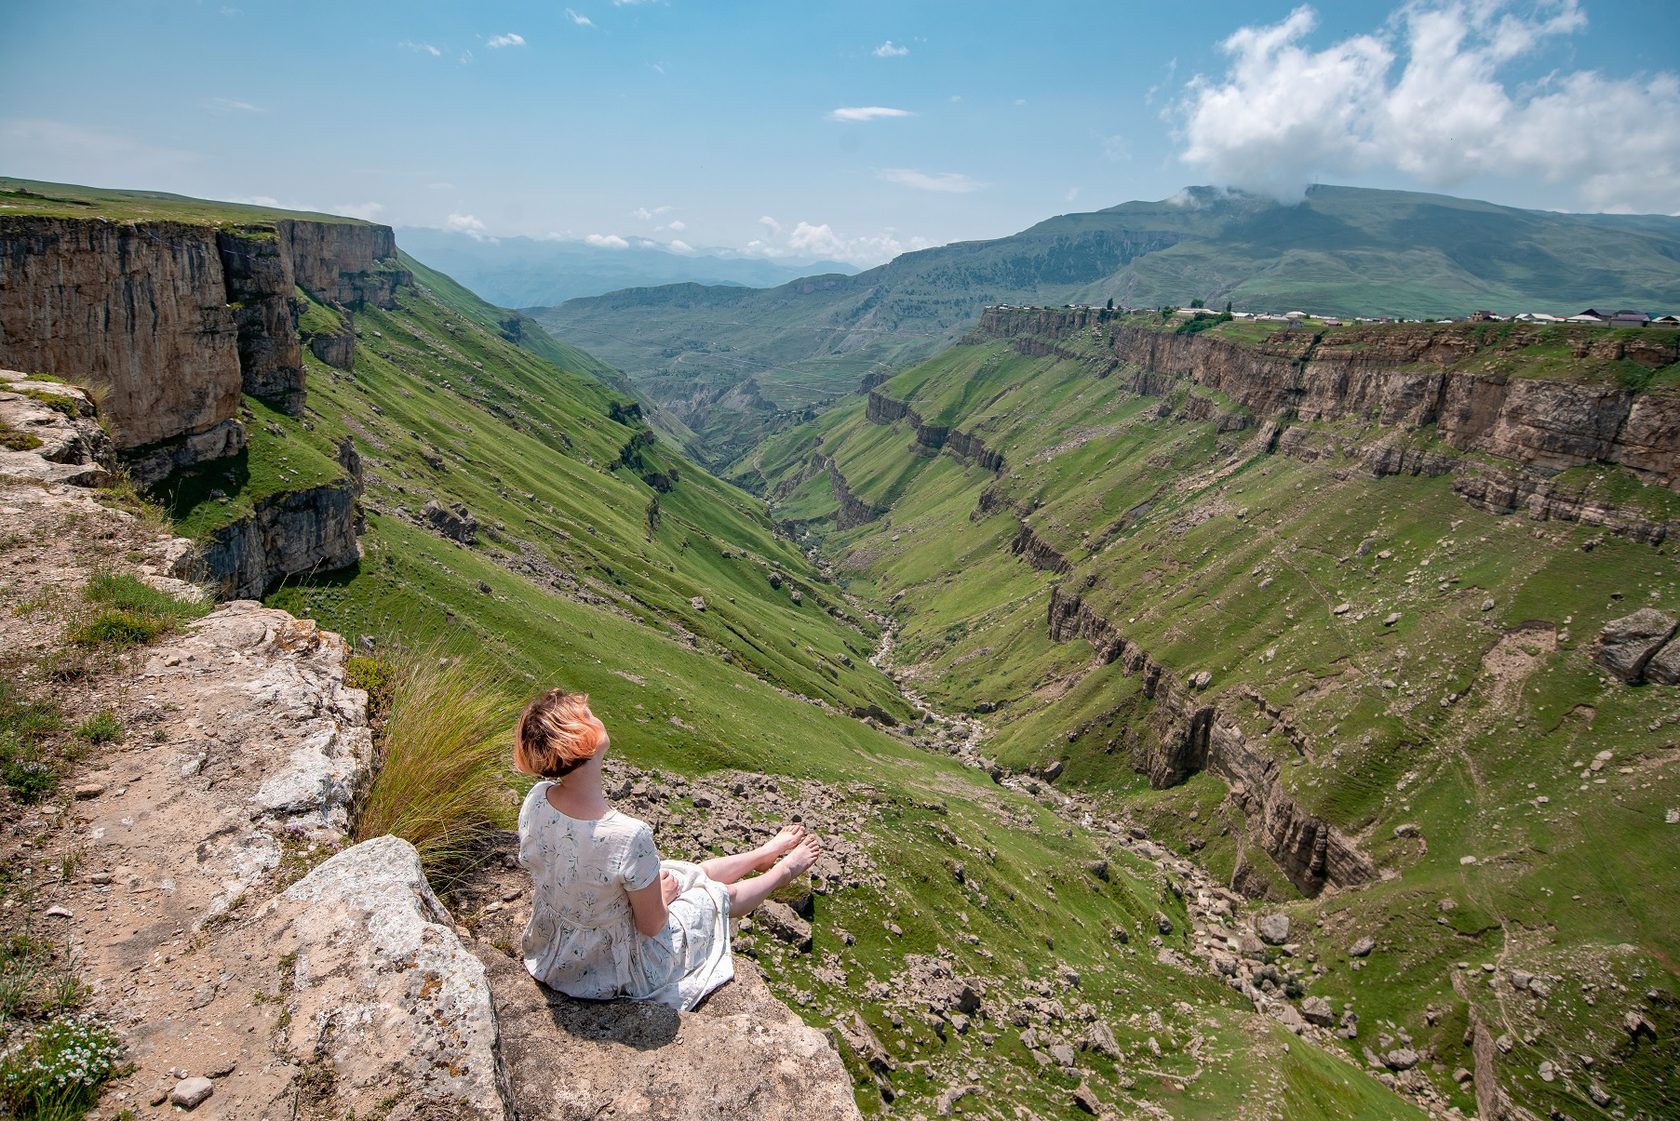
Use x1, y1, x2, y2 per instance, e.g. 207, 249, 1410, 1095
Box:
699, 824, 806, 884
725, 835, 820, 916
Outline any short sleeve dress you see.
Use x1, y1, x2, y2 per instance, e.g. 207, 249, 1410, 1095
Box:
517, 781, 734, 1011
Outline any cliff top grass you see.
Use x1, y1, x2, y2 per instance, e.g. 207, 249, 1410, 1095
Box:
0, 177, 370, 229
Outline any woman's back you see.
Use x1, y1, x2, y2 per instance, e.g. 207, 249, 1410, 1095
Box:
518, 781, 660, 1000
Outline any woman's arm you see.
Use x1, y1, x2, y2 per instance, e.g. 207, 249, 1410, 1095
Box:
627, 870, 681, 937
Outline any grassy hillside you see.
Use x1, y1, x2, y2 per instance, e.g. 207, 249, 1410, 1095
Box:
535, 184, 1680, 471
79, 221, 1429, 1118
748, 322, 1680, 1118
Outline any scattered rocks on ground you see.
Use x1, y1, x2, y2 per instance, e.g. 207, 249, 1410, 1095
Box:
169, 1076, 215, 1109
1257, 913, 1290, 945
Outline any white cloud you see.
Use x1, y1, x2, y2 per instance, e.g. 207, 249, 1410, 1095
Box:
744, 218, 934, 267
585, 233, 630, 249
666, 219, 686, 231
877, 168, 984, 193
565, 8, 593, 27
827, 106, 912, 122
332, 201, 385, 221
206, 97, 263, 113
445, 212, 492, 240
668, 239, 693, 252
632, 205, 673, 220
485, 32, 526, 49
873, 40, 909, 58
1066, 186, 1081, 202
1177, 1, 1680, 213
398, 40, 442, 57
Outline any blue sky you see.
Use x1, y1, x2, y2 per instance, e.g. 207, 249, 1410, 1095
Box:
3, 1, 1677, 265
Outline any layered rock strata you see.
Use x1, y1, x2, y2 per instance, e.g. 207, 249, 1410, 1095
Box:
1046, 587, 1374, 895
977, 308, 1680, 490
0, 214, 406, 481
865, 390, 1006, 473
0, 369, 113, 486
194, 481, 364, 600
815, 452, 887, 530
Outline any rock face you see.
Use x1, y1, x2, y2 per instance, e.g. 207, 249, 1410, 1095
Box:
477, 940, 862, 1121
815, 453, 887, 530
977, 308, 1680, 491
866, 390, 1005, 473
217, 229, 305, 412
1046, 588, 1374, 896
195, 481, 364, 600
0, 216, 246, 482
0, 214, 406, 482
0, 370, 113, 486
1593, 610, 1680, 684
261, 837, 511, 1121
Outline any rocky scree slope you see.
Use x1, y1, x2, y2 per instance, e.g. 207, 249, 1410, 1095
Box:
747, 311, 1680, 1118
0, 424, 856, 1120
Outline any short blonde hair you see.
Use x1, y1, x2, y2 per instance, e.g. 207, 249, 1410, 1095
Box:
514, 689, 604, 779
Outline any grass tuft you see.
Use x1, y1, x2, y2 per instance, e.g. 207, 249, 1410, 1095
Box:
72, 714, 121, 746
67, 572, 209, 649
352, 653, 517, 885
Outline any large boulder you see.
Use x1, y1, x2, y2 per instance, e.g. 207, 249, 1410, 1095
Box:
260, 836, 511, 1121
477, 945, 861, 1120
1594, 609, 1679, 684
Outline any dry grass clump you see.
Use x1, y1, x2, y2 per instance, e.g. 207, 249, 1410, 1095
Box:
352, 653, 516, 884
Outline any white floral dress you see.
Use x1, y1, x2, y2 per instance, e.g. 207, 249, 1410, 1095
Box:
518, 781, 733, 1011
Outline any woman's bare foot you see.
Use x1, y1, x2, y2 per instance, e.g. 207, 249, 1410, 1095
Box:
771, 834, 821, 882
752, 823, 807, 872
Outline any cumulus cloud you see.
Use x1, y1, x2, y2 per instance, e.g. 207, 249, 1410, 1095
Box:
873, 40, 909, 58
398, 40, 442, 56
827, 106, 912, 122
565, 9, 593, 26
585, 233, 630, 249
745, 218, 934, 267
445, 212, 491, 240
666, 219, 686, 231
668, 239, 693, 252
485, 32, 526, 49
1177, 1, 1680, 213
632, 205, 673, 220
877, 168, 984, 193
332, 201, 385, 221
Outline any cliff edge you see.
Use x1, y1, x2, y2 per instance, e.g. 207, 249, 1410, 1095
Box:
0, 416, 858, 1120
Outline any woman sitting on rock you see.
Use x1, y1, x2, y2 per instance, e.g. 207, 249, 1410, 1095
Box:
513, 688, 820, 1011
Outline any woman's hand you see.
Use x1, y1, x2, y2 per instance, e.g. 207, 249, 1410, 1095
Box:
660, 869, 680, 905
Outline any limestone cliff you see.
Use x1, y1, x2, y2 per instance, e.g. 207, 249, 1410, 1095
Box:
977, 308, 1680, 490
0, 213, 409, 481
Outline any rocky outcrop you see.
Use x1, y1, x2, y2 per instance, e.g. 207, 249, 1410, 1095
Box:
1593, 610, 1680, 684
423, 498, 479, 545
865, 390, 1005, 473
0, 214, 407, 480
977, 309, 1680, 490
195, 480, 363, 599
817, 453, 887, 530
1011, 521, 1072, 574
306, 323, 356, 370
1046, 589, 1373, 895
1453, 469, 1674, 544
0, 370, 113, 486
0, 216, 246, 482
261, 837, 511, 1120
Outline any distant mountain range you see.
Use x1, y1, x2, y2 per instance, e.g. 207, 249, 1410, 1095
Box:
530, 185, 1680, 467
394, 227, 855, 307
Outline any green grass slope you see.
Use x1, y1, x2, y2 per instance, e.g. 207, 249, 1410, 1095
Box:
118, 236, 1436, 1118
752, 323, 1680, 1118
